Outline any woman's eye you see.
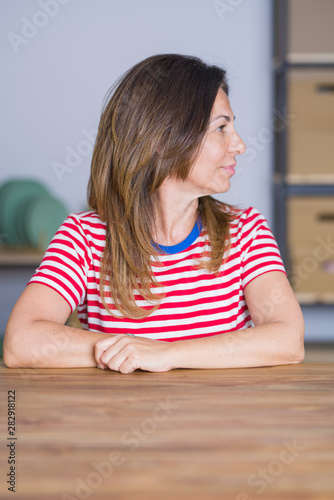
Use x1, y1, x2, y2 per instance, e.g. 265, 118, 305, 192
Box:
217, 125, 226, 133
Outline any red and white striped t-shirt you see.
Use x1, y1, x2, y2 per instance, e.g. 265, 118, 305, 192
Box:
29, 207, 286, 341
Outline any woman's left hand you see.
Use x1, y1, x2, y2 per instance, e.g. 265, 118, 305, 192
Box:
94, 334, 174, 373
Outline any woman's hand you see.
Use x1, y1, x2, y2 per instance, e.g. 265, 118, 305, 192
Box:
94, 335, 174, 374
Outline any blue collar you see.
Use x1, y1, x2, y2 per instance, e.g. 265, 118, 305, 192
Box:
153, 218, 203, 255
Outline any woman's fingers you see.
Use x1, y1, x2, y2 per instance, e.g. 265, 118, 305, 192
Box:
100, 341, 138, 373
95, 334, 140, 371
94, 334, 124, 367
94, 334, 172, 373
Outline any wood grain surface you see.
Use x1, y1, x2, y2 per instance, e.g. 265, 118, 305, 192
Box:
0, 354, 334, 500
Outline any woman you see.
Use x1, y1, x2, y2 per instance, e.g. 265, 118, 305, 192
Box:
3, 54, 304, 373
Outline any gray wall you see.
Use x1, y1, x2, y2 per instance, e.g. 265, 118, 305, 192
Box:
0, 0, 333, 340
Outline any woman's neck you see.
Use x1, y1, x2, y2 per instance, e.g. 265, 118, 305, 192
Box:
153, 178, 199, 246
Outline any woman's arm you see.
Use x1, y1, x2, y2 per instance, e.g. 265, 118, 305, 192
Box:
168, 271, 304, 369
3, 284, 110, 368
5, 272, 304, 371
95, 271, 305, 372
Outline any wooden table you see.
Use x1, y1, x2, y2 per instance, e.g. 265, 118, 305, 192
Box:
0, 350, 334, 500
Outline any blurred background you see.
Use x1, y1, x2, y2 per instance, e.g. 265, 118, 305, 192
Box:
0, 0, 333, 349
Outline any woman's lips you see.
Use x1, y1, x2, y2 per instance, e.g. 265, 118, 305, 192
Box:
221, 164, 236, 175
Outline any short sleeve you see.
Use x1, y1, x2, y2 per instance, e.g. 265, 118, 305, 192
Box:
239, 207, 286, 288
28, 214, 92, 313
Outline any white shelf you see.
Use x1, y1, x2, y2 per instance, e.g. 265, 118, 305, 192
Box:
286, 53, 334, 65
285, 174, 334, 185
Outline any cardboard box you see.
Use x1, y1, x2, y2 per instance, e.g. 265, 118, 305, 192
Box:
287, 69, 334, 183
287, 196, 334, 302
287, 0, 334, 62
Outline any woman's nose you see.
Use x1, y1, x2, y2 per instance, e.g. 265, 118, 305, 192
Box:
231, 131, 246, 156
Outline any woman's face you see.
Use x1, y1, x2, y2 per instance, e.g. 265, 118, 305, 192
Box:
186, 88, 246, 197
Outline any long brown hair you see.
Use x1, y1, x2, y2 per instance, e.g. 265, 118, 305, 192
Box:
88, 54, 235, 319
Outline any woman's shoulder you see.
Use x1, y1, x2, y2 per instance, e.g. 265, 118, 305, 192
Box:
57, 211, 107, 245
224, 204, 262, 220
228, 206, 270, 233
64, 210, 106, 230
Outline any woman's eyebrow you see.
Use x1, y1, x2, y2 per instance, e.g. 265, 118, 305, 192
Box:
211, 114, 235, 123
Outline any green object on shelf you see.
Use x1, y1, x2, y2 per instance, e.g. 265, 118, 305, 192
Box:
22, 194, 68, 250
0, 179, 49, 246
